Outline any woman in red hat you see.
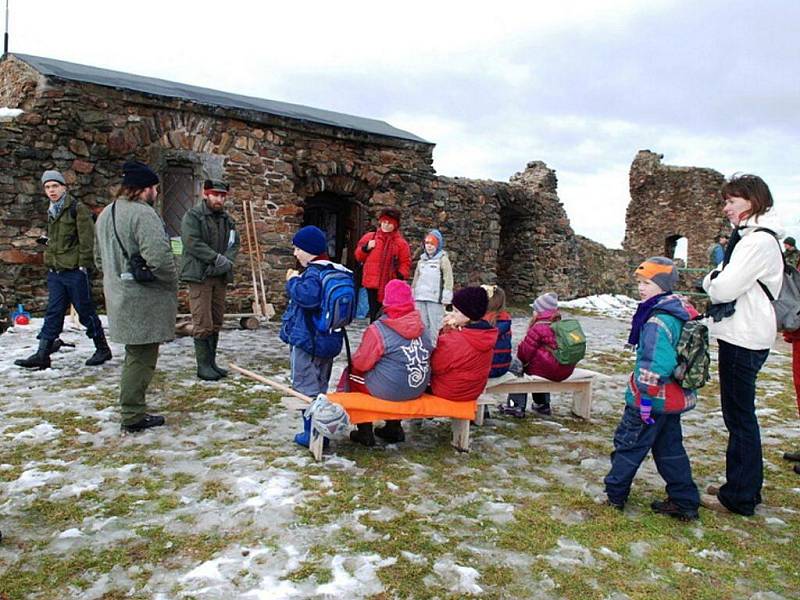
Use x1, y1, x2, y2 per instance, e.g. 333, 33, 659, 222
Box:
354, 208, 411, 322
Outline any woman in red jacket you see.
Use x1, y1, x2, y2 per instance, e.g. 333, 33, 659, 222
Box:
354, 208, 411, 322
431, 286, 497, 401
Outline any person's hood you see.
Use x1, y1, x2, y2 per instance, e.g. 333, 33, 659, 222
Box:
422, 229, 444, 257
534, 308, 560, 323
462, 320, 500, 351
652, 293, 698, 322
380, 310, 425, 339
738, 211, 785, 239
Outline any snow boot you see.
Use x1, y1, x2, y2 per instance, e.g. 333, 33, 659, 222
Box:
85, 330, 112, 366
375, 420, 405, 443
208, 332, 228, 377
294, 412, 329, 449
349, 423, 376, 447
121, 414, 165, 433
194, 338, 222, 381
14, 338, 53, 370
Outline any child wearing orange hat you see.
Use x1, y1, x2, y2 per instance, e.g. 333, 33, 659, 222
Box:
412, 229, 453, 347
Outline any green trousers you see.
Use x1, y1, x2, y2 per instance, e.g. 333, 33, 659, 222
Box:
120, 343, 160, 426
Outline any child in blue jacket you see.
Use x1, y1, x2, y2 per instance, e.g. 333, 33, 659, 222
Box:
604, 257, 700, 520
280, 226, 344, 446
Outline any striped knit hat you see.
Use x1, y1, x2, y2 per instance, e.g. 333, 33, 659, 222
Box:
634, 256, 678, 292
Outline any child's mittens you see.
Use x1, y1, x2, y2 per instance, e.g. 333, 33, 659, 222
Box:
639, 398, 655, 425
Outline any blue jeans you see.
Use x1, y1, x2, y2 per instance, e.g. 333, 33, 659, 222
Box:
717, 340, 769, 516
604, 405, 699, 510
39, 269, 102, 341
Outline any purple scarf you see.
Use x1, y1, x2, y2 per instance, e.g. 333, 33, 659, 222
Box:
627, 293, 668, 347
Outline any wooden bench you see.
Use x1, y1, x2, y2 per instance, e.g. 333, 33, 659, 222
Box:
478, 367, 603, 424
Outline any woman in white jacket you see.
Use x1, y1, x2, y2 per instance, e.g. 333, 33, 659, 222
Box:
701, 174, 783, 516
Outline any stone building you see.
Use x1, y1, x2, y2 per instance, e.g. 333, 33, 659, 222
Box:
624, 150, 727, 268
0, 53, 627, 320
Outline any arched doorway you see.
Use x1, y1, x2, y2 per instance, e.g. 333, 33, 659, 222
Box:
302, 192, 366, 269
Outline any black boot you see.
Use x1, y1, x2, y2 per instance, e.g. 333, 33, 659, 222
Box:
85, 330, 112, 366
349, 423, 376, 446
14, 338, 52, 370
194, 337, 222, 381
375, 419, 405, 443
209, 332, 228, 377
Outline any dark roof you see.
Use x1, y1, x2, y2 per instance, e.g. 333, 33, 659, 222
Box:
11, 53, 430, 144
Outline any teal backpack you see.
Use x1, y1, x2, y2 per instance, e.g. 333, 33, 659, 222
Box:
549, 319, 587, 366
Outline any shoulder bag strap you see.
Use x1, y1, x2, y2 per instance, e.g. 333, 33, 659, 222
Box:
111, 201, 130, 260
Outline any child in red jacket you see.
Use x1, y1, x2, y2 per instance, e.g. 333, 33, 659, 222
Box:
430, 287, 497, 401
500, 292, 574, 417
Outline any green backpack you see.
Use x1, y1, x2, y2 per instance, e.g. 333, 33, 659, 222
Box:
549, 319, 587, 366
671, 318, 710, 390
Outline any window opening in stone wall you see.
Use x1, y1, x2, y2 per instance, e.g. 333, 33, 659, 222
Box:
666, 234, 688, 268
303, 192, 357, 267
161, 164, 197, 238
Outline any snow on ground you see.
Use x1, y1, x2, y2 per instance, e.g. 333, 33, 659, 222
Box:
0, 299, 798, 598
0, 107, 23, 118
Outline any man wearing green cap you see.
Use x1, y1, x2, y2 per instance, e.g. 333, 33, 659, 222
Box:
14, 170, 111, 369
784, 237, 800, 270
180, 179, 240, 380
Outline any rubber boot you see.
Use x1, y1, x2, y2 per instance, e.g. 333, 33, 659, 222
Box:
85, 330, 112, 366
209, 332, 228, 377
294, 411, 329, 449
375, 419, 405, 443
14, 338, 52, 370
349, 423, 376, 447
194, 337, 222, 381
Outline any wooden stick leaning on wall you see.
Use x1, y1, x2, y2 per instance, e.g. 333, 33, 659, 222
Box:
247, 199, 270, 317
241, 198, 261, 316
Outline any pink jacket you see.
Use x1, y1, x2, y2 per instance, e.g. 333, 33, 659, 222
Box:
516, 309, 575, 382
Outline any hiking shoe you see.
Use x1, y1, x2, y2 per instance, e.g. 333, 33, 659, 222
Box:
650, 498, 699, 521
700, 493, 731, 514
349, 427, 376, 447
498, 405, 525, 418
794, 464, 800, 475
533, 403, 552, 416
606, 498, 625, 512
783, 451, 800, 462
375, 421, 405, 443
121, 414, 165, 433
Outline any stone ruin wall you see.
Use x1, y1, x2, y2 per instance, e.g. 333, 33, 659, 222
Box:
1, 55, 631, 319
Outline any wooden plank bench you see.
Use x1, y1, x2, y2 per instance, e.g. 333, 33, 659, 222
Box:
479, 367, 603, 424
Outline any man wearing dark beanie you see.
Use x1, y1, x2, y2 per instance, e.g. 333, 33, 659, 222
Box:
429, 286, 497, 401
180, 179, 239, 381
94, 160, 177, 433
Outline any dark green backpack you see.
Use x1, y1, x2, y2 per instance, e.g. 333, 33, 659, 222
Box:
549, 319, 587, 365
671, 317, 710, 390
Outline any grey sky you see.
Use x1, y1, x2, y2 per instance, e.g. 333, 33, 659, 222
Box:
7, 0, 799, 248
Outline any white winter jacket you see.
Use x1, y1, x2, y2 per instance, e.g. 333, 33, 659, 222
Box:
412, 251, 454, 304
703, 212, 784, 350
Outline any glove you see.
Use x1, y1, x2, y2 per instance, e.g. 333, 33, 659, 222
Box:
639, 399, 655, 425
213, 253, 233, 271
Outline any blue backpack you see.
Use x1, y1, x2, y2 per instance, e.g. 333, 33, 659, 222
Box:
312, 264, 356, 334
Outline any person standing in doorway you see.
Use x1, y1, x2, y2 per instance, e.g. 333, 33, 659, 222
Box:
354, 208, 411, 322
14, 170, 111, 369
180, 179, 240, 381
94, 161, 178, 433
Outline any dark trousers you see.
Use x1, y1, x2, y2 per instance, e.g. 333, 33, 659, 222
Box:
366, 288, 382, 323
507, 392, 550, 410
120, 343, 159, 426
717, 340, 770, 515
39, 269, 102, 341
604, 405, 699, 510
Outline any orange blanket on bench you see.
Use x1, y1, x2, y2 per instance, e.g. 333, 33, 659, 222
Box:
327, 392, 477, 425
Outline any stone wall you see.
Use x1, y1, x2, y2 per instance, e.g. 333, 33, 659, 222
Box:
624, 150, 727, 268
1, 54, 631, 321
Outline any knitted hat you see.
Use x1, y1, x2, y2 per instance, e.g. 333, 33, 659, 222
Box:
635, 256, 678, 292
122, 160, 159, 188
379, 208, 401, 228
424, 229, 443, 252
452, 286, 489, 321
532, 292, 558, 313
41, 170, 65, 186
292, 225, 326, 255
383, 280, 415, 318
203, 179, 229, 193
785, 236, 797, 248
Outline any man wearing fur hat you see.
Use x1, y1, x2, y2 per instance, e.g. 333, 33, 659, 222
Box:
180, 180, 240, 380
94, 161, 178, 433
14, 170, 111, 370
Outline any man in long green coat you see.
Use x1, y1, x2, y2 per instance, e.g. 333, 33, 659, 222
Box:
180, 179, 239, 380
94, 161, 178, 433
14, 170, 111, 369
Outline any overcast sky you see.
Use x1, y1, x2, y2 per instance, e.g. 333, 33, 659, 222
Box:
6, 0, 799, 248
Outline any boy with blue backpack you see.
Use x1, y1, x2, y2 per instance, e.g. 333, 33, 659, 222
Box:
280, 225, 355, 447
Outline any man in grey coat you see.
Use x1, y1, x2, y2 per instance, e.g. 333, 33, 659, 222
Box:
94, 161, 178, 433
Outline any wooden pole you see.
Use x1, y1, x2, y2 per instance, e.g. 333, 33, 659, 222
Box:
229, 363, 311, 404
241, 199, 261, 316
247, 200, 269, 315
